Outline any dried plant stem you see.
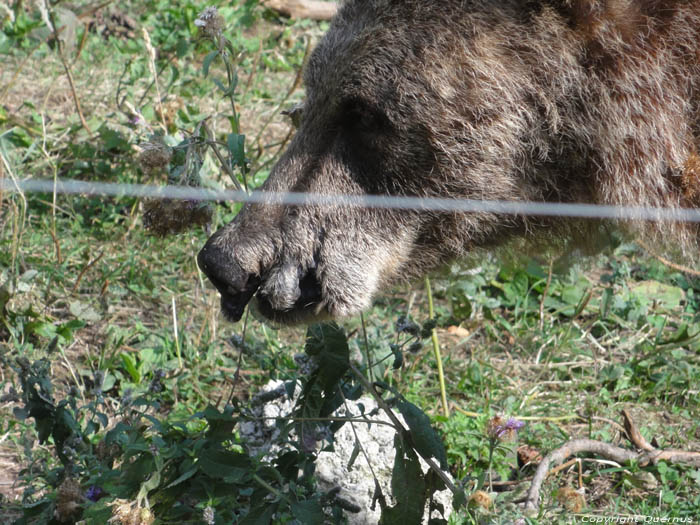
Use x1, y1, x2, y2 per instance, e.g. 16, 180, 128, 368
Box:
425, 276, 449, 418
539, 258, 553, 330
40, 117, 63, 264
451, 405, 580, 423
225, 308, 250, 407
172, 296, 183, 369
251, 37, 310, 165
253, 126, 294, 175
242, 38, 263, 98
143, 28, 167, 131
1, 150, 26, 275
51, 168, 62, 263
348, 362, 460, 497
58, 344, 85, 402
339, 388, 387, 509
252, 473, 289, 503
360, 312, 374, 383
46, 1, 91, 134
201, 122, 242, 191
0, 149, 4, 215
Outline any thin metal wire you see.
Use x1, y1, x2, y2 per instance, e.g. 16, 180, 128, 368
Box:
2, 176, 700, 223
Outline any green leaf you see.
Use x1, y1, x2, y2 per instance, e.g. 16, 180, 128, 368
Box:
449, 288, 472, 320
202, 49, 219, 77
175, 37, 190, 58
0, 127, 32, 148
291, 500, 324, 525
304, 322, 350, 393
19, 270, 39, 282
240, 503, 277, 525
101, 372, 116, 392
69, 300, 102, 322
25, 321, 56, 339
452, 487, 467, 510
198, 447, 252, 480
380, 435, 427, 524
630, 281, 684, 309
203, 404, 237, 440
56, 319, 85, 343
397, 399, 448, 469
501, 270, 529, 304
120, 353, 141, 384
572, 287, 593, 317
392, 349, 403, 370
347, 439, 361, 470
140, 470, 162, 494
600, 287, 613, 319
165, 467, 198, 488
0, 286, 10, 316
213, 77, 233, 95
227, 132, 246, 169
82, 499, 114, 523
560, 284, 586, 306
98, 124, 130, 152
230, 70, 239, 93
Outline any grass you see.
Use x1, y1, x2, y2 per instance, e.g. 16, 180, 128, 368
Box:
1, 1, 699, 524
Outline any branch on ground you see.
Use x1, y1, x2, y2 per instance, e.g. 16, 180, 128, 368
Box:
263, 0, 338, 20
524, 411, 700, 511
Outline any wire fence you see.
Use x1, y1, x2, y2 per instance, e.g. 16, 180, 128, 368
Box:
3, 176, 700, 224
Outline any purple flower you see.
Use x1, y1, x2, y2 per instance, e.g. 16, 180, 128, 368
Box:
85, 485, 104, 502
498, 418, 525, 437
486, 416, 525, 441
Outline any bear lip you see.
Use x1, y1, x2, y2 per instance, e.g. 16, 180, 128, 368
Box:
252, 269, 325, 325
217, 275, 262, 322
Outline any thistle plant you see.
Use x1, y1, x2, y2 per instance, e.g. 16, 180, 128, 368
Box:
139, 6, 250, 236
484, 415, 525, 491
194, 6, 249, 191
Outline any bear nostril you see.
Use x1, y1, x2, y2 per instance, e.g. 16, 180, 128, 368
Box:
298, 269, 322, 307
197, 242, 261, 322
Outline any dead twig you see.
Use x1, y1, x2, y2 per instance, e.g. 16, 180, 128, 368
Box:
263, 0, 338, 20
621, 409, 654, 452
525, 438, 637, 511
620, 409, 700, 465
636, 239, 700, 277
71, 251, 104, 294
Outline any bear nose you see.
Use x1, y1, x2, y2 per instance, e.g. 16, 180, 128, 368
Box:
197, 241, 260, 322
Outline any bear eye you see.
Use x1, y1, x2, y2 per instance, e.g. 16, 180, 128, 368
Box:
340, 99, 385, 133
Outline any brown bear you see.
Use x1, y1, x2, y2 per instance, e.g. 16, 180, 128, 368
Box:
198, 0, 700, 324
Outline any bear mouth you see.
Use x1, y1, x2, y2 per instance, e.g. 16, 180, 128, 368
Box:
219, 269, 325, 325
252, 270, 325, 325
217, 275, 261, 323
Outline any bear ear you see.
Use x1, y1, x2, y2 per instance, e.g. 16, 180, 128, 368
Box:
282, 103, 304, 129
557, 0, 602, 27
